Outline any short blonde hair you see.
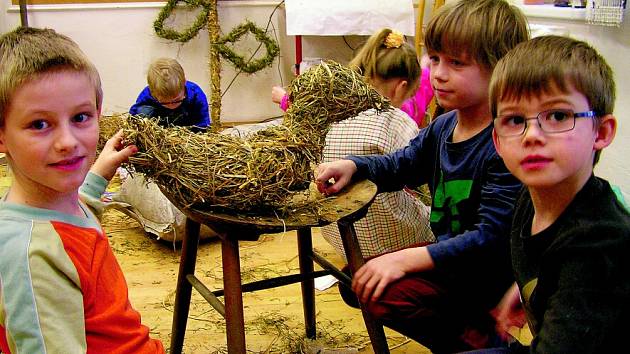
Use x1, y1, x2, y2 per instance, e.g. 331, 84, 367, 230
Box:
425, 0, 529, 71
0, 27, 102, 127
147, 58, 186, 100
490, 35, 615, 164
349, 28, 421, 97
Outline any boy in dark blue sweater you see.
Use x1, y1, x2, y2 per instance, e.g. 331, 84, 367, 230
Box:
315, 0, 528, 352
130, 58, 209, 131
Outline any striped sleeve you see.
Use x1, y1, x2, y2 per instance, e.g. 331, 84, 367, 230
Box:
79, 171, 109, 218
0, 219, 87, 353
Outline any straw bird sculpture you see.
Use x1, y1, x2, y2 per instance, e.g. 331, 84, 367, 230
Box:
108, 61, 391, 215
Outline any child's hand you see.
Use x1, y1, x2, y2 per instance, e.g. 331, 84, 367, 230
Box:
491, 283, 526, 341
352, 246, 433, 303
91, 129, 138, 181
315, 160, 357, 195
351, 252, 406, 304
271, 86, 287, 104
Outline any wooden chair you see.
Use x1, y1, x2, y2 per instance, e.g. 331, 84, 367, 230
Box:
169, 180, 392, 354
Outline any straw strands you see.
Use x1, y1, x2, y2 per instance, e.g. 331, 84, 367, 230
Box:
102, 61, 390, 214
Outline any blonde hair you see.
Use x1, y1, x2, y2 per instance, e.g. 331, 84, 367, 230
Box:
147, 58, 186, 100
0, 27, 102, 127
425, 0, 529, 71
349, 28, 421, 96
490, 35, 615, 164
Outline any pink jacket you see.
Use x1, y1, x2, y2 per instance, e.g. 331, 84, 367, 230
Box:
400, 68, 433, 127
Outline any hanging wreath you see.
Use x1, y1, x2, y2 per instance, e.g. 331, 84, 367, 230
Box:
153, 0, 211, 43
154, 1, 279, 74
215, 20, 280, 74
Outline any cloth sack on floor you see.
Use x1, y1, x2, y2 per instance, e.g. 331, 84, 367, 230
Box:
112, 173, 217, 242
110, 119, 284, 242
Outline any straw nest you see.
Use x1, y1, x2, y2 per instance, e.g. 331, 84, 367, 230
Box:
101, 61, 390, 215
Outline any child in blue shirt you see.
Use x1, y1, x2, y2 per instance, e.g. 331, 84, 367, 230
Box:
130, 58, 210, 131
315, 0, 529, 351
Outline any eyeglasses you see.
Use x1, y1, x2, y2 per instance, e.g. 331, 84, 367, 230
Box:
493, 109, 597, 137
159, 97, 185, 105
157, 94, 186, 106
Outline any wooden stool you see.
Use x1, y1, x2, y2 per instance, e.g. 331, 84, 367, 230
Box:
169, 180, 391, 354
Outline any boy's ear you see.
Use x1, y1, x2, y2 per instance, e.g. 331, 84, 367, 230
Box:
594, 114, 616, 151
492, 128, 503, 157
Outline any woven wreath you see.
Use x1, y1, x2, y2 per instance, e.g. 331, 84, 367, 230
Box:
153, 0, 211, 43
154, 1, 278, 73
215, 20, 280, 74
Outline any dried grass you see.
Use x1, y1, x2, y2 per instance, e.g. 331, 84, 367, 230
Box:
100, 61, 390, 215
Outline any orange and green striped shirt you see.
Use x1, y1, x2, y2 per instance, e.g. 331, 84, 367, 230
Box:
0, 173, 164, 354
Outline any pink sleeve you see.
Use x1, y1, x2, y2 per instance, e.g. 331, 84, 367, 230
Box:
401, 67, 434, 127
418, 67, 434, 115
0, 327, 9, 354
280, 94, 290, 112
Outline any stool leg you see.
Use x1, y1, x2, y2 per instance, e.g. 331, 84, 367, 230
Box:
170, 218, 201, 354
338, 221, 390, 354
297, 228, 316, 339
221, 235, 246, 353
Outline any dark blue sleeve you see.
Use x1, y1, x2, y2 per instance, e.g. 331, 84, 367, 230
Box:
426, 155, 521, 267
132, 105, 157, 118
129, 86, 154, 115
187, 82, 210, 127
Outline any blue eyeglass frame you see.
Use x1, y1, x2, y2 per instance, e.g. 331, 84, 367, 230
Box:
494, 109, 598, 137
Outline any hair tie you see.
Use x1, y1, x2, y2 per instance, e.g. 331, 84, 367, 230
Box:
384, 30, 404, 49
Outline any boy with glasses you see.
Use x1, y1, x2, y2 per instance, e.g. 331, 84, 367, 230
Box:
130, 58, 210, 131
490, 35, 630, 353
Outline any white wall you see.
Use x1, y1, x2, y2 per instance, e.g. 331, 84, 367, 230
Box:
1, 1, 296, 122
1, 0, 629, 198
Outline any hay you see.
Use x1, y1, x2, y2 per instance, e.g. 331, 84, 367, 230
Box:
244, 312, 369, 354
101, 61, 390, 215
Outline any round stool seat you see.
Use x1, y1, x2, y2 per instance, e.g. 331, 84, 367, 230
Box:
180, 179, 377, 235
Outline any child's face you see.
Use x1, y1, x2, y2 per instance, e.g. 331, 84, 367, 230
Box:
428, 51, 491, 113
157, 90, 185, 110
0, 70, 100, 201
492, 83, 615, 193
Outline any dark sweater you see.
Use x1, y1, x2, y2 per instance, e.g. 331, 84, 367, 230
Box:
511, 175, 630, 353
349, 110, 522, 304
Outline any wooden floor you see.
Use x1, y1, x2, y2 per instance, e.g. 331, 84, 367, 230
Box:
103, 209, 431, 354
